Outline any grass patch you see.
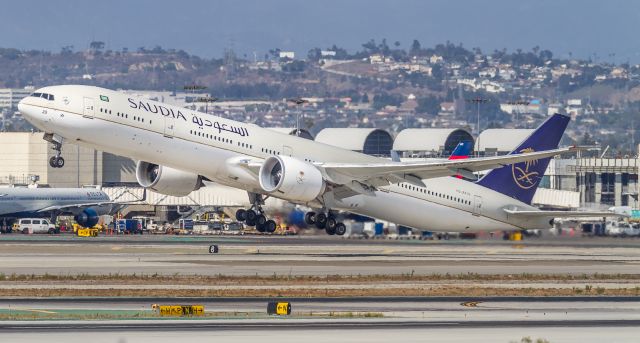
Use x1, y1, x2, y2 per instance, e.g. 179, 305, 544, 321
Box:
1, 272, 639, 284
0, 286, 638, 298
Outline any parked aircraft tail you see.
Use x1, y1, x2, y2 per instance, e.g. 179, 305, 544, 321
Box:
448, 141, 473, 160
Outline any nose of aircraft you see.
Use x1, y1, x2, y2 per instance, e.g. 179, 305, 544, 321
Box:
17, 97, 26, 113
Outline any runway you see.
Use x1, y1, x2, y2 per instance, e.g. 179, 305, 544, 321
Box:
1, 236, 639, 341
0, 297, 639, 342
1, 235, 640, 277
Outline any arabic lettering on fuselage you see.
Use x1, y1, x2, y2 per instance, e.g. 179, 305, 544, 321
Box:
128, 98, 249, 137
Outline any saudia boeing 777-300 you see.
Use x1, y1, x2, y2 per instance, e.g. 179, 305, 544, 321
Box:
18, 85, 619, 235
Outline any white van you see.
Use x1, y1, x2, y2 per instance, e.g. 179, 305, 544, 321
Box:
17, 218, 58, 234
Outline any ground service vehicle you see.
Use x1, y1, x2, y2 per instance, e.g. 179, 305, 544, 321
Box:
117, 219, 143, 234
17, 218, 58, 234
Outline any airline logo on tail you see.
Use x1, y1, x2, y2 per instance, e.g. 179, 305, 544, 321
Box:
448, 141, 472, 160
511, 147, 540, 189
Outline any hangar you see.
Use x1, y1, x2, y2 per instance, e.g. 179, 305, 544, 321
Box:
393, 128, 474, 158
267, 128, 314, 140
476, 129, 534, 156
315, 128, 394, 157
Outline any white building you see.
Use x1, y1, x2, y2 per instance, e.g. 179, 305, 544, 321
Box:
0, 88, 33, 111
279, 51, 295, 59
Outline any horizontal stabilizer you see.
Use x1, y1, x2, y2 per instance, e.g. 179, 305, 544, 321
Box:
504, 209, 628, 218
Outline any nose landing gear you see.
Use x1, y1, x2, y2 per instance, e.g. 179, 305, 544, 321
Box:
304, 211, 346, 236
43, 133, 65, 168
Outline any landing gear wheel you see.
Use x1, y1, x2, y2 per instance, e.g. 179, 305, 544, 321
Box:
245, 209, 257, 222
315, 213, 327, 229
264, 220, 277, 233
49, 156, 65, 168
245, 217, 257, 227
304, 212, 316, 225
335, 223, 346, 236
325, 225, 336, 235
255, 223, 266, 232
235, 209, 246, 221
326, 217, 337, 231
256, 214, 267, 226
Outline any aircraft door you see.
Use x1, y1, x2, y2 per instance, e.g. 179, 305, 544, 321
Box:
164, 116, 175, 138
282, 145, 293, 157
83, 98, 95, 118
472, 195, 482, 216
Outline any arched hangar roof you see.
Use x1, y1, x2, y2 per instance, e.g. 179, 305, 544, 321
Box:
315, 128, 394, 157
477, 129, 534, 152
266, 128, 314, 140
393, 128, 474, 155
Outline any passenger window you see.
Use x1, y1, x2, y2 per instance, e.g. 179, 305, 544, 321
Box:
33, 220, 40, 224
22, 220, 31, 224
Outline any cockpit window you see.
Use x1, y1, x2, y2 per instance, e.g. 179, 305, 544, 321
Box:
30, 92, 54, 101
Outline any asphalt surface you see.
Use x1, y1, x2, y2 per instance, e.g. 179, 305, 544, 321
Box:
1, 319, 639, 331
1, 297, 639, 342
3, 233, 640, 248
1, 235, 639, 341
2, 234, 640, 276
3, 327, 636, 343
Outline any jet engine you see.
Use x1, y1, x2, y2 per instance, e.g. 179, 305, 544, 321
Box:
259, 156, 325, 202
135, 161, 202, 197
74, 208, 99, 228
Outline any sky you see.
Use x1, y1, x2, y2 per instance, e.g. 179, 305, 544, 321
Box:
2, 0, 640, 63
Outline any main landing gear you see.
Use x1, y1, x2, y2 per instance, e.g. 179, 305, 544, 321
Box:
235, 194, 277, 233
44, 133, 64, 168
304, 211, 346, 236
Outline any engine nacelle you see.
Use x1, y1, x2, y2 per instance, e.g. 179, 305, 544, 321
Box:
75, 208, 99, 228
135, 161, 202, 197
259, 156, 325, 202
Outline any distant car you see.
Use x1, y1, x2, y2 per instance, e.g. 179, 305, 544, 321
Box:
17, 218, 58, 234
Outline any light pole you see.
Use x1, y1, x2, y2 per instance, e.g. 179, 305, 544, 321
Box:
466, 96, 489, 156
197, 96, 219, 114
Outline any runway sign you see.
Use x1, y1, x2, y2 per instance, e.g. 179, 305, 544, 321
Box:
153, 304, 205, 316
267, 302, 291, 315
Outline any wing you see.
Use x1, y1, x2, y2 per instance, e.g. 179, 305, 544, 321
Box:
504, 209, 628, 218
319, 147, 578, 188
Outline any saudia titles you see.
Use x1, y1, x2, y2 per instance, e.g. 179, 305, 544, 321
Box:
127, 98, 250, 137
128, 98, 187, 121
512, 147, 540, 189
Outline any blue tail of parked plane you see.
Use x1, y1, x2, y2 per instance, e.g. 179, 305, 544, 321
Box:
476, 113, 571, 205
448, 141, 473, 160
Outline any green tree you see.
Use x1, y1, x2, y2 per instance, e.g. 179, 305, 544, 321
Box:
415, 95, 441, 115
410, 39, 421, 56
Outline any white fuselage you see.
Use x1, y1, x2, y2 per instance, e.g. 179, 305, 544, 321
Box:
18, 85, 549, 232
0, 187, 111, 217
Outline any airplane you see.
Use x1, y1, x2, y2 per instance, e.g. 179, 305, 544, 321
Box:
18, 85, 620, 236
0, 187, 113, 233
